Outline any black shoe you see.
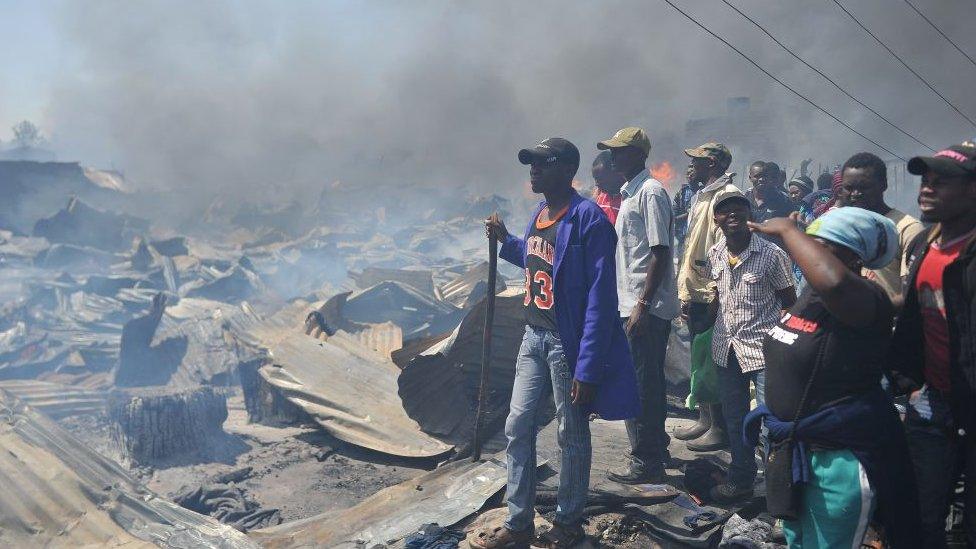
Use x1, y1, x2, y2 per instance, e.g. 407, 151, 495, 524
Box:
607, 461, 665, 485
709, 482, 754, 503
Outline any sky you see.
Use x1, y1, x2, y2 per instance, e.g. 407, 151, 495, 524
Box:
1, 0, 975, 213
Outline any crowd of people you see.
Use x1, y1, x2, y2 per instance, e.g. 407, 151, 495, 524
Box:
473, 127, 976, 549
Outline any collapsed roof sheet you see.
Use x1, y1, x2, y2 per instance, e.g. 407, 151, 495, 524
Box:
397, 288, 526, 445
250, 457, 507, 548
116, 296, 263, 389
340, 281, 460, 338
32, 197, 148, 253
0, 389, 257, 548
251, 320, 452, 457
436, 261, 508, 309
83, 167, 132, 194
352, 266, 435, 296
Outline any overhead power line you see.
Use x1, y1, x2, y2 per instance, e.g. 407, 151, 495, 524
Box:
831, 0, 976, 130
720, 0, 935, 153
660, 0, 908, 161
903, 0, 976, 71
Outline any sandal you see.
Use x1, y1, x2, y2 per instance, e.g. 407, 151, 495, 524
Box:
469, 525, 534, 549
535, 522, 586, 548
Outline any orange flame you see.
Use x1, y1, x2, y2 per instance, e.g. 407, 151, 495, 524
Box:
651, 161, 676, 189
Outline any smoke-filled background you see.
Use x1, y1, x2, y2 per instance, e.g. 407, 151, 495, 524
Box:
2, 0, 976, 220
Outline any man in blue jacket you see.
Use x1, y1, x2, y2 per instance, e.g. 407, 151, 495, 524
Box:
472, 137, 640, 549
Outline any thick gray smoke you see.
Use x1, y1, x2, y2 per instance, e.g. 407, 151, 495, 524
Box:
46, 0, 976, 216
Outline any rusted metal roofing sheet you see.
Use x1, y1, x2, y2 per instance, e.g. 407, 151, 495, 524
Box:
0, 389, 257, 548
255, 327, 453, 458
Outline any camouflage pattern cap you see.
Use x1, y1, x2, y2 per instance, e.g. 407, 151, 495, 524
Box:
684, 142, 732, 166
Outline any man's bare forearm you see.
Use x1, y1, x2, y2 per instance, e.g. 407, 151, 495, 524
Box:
638, 245, 670, 306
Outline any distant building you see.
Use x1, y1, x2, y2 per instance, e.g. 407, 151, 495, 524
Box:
0, 146, 57, 162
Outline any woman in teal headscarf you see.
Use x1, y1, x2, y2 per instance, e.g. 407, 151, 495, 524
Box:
747, 208, 921, 549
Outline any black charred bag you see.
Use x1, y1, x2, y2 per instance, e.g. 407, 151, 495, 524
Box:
764, 437, 799, 520
764, 335, 829, 521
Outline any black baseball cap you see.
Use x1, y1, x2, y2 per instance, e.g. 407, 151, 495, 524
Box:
518, 137, 580, 169
908, 139, 976, 178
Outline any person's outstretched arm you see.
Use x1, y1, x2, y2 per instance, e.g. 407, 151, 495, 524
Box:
748, 217, 886, 328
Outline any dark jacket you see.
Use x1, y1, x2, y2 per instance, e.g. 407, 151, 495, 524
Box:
500, 190, 640, 421
744, 188, 795, 223
887, 225, 976, 433
744, 389, 921, 549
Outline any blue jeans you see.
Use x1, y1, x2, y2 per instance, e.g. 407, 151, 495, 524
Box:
717, 350, 764, 487
504, 325, 591, 530
905, 385, 976, 548
623, 313, 672, 473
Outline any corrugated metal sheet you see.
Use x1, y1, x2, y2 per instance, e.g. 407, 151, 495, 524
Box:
115, 297, 263, 389
397, 288, 526, 445
0, 389, 257, 548
0, 379, 106, 418
436, 261, 508, 309
252, 323, 453, 458
83, 167, 131, 193
251, 457, 508, 548
351, 267, 435, 296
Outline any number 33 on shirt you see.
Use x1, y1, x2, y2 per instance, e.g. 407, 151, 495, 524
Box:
524, 269, 554, 309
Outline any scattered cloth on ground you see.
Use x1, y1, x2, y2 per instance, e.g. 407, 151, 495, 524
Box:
682, 458, 727, 503
626, 493, 732, 548
404, 523, 466, 549
173, 477, 282, 532
719, 513, 784, 549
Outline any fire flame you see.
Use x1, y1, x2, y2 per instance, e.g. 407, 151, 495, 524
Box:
651, 161, 676, 189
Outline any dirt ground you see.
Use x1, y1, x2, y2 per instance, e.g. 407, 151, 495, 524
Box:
59, 392, 433, 523
58, 391, 762, 548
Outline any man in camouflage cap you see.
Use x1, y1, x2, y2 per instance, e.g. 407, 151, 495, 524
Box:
674, 142, 738, 450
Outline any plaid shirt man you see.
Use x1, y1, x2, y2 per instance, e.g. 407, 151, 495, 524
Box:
708, 234, 794, 372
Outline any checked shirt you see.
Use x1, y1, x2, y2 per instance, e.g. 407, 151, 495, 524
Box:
708, 234, 794, 372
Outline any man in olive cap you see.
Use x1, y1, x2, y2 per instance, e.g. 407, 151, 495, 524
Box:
597, 127, 680, 485
675, 142, 738, 450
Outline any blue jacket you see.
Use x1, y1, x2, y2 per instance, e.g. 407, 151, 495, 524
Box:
500, 190, 640, 421
744, 389, 921, 549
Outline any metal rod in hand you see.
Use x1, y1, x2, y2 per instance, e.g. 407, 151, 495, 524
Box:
472, 232, 498, 462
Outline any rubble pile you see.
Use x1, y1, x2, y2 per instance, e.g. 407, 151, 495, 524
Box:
0, 160, 719, 548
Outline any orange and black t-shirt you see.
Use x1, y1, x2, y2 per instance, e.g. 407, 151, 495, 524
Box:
524, 206, 566, 330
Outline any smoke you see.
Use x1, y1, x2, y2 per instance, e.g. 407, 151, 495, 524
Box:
44, 0, 976, 216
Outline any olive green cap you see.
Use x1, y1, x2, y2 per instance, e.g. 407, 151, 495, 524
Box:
597, 127, 651, 155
